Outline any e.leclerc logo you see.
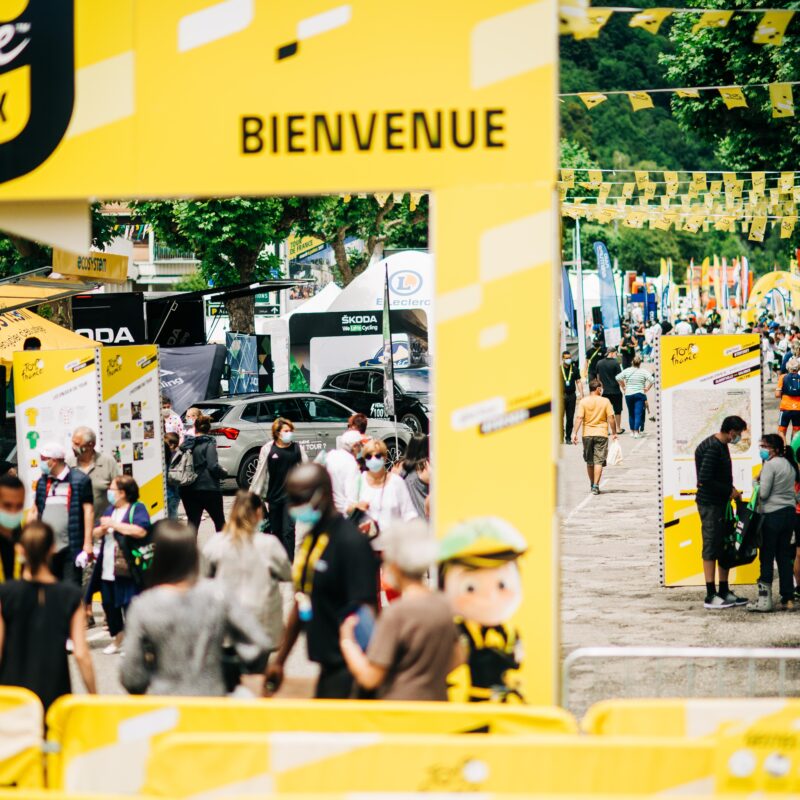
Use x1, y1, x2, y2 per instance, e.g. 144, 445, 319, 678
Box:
671, 343, 699, 366
390, 270, 422, 296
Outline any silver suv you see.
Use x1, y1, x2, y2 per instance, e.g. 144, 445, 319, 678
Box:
189, 393, 413, 489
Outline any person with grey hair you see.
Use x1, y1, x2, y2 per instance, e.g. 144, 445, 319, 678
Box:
324, 430, 363, 515
776, 357, 800, 444
69, 427, 121, 524
339, 520, 463, 700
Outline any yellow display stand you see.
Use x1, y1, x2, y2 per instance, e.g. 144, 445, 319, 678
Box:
0, 687, 44, 789
141, 731, 713, 797
46, 696, 576, 794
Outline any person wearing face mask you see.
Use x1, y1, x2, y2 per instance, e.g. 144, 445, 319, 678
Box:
572, 379, 617, 495
87, 475, 151, 654
324, 430, 363, 515
694, 416, 748, 610
265, 464, 378, 699
561, 350, 583, 444
747, 434, 799, 612
161, 396, 185, 443
183, 407, 201, 438
178, 416, 227, 533
347, 440, 418, 549
30, 443, 94, 589
250, 418, 308, 562
0, 475, 26, 584
339, 520, 463, 700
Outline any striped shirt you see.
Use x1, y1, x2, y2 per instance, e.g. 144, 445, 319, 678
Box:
616, 367, 653, 396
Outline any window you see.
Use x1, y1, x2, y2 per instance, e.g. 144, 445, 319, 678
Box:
328, 373, 350, 390
300, 397, 350, 422
262, 398, 304, 423
348, 371, 368, 392
240, 403, 261, 423
193, 404, 231, 423
368, 372, 384, 394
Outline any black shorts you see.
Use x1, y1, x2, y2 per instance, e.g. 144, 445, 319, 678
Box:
607, 393, 623, 415
779, 410, 800, 430
697, 503, 727, 561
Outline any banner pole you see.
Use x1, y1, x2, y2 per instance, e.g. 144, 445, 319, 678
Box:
574, 220, 587, 379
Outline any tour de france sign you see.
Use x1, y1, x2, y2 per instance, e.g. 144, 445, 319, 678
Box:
0, 0, 559, 702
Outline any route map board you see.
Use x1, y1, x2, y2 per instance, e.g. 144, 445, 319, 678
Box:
658, 334, 763, 587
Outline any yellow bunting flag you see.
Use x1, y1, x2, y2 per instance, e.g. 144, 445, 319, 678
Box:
588, 169, 603, 188
652, 216, 672, 231
749, 216, 768, 242
661, 195, 672, 208
623, 210, 646, 228
635, 170, 649, 190
644, 183, 656, 200
409, 192, 424, 211
780, 172, 795, 192
691, 172, 707, 192
374, 192, 391, 206
753, 10, 794, 46
751, 172, 766, 194
684, 213, 706, 234
770, 188, 780, 206
621, 182, 635, 199
629, 8, 674, 34
574, 8, 614, 40
715, 216, 735, 232
598, 182, 611, 203
700, 256, 710, 290
781, 217, 797, 239
560, 0, 590, 35
692, 10, 733, 33
770, 83, 795, 117
675, 88, 701, 99
560, 169, 575, 188
628, 91, 654, 111
579, 92, 608, 109
722, 172, 736, 191
709, 180, 722, 196
719, 87, 747, 109
558, 184, 568, 201
664, 171, 679, 195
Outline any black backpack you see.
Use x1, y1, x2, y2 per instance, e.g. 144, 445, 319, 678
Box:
783, 372, 800, 396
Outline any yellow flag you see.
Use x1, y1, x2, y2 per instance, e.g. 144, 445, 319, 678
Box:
715, 216, 735, 232
675, 88, 700, 99
692, 172, 707, 192
560, 0, 590, 36
652, 216, 672, 231
560, 169, 575, 188
588, 169, 603, 188
597, 206, 617, 224
730, 181, 744, 199
598, 182, 611, 203
709, 180, 722, 196
644, 183, 656, 201
684, 213, 705, 234
722, 172, 736, 191
719, 87, 747, 109
700, 256, 710, 290
793, 186, 800, 203
770, 83, 795, 117
781, 217, 798, 239
621, 182, 635, 199
703, 192, 714, 209
374, 192, 391, 206
751, 172, 766, 194
664, 171, 679, 195
753, 10, 794, 46
628, 91, 654, 111
780, 172, 795, 193
635, 170, 649, 190
558, 184, 568, 201
579, 92, 608, 109
692, 10, 733, 33
574, 8, 614, 40
409, 192, 424, 211
748, 216, 767, 242
629, 8, 674, 34
661, 195, 671, 208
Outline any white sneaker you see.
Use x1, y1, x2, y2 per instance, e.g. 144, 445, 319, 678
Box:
102, 642, 122, 655
704, 594, 735, 610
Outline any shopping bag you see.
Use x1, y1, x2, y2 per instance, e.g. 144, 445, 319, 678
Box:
607, 438, 623, 466
718, 491, 760, 570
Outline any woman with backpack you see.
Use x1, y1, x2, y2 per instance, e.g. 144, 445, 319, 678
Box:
748, 434, 799, 612
177, 415, 227, 533
87, 475, 152, 654
776, 358, 800, 444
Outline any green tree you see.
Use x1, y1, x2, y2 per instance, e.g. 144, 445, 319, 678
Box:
132, 198, 302, 333
293, 194, 427, 286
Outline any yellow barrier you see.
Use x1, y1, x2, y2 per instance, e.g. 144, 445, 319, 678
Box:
45, 696, 577, 794
141, 732, 713, 797
0, 795, 148, 800
583, 698, 798, 738
0, 687, 44, 789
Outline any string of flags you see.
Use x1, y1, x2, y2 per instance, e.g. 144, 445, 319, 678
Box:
561, 81, 796, 117
560, 6, 796, 46
342, 192, 427, 211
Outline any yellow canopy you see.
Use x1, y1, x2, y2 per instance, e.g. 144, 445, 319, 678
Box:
745, 270, 800, 323
0, 308, 97, 367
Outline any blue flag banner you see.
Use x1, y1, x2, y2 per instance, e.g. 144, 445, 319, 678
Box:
382, 264, 396, 417
661, 284, 670, 321
593, 241, 621, 347
562, 266, 576, 334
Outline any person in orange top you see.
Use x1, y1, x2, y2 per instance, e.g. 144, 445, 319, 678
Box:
776, 358, 800, 444
572, 378, 618, 495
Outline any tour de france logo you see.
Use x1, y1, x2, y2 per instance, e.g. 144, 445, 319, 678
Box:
106, 354, 123, 377
20, 357, 42, 379
671, 343, 699, 366
0, 0, 75, 184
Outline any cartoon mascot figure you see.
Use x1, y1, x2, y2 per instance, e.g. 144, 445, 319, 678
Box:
438, 516, 527, 703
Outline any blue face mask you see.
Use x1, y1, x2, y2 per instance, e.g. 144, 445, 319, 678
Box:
0, 509, 23, 530
366, 456, 384, 473
760, 448, 771, 462
730, 434, 742, 445
288, 503, 322, 526
107, 489, 119, 505
280, 430, 294, 444
39, 461, 50, 476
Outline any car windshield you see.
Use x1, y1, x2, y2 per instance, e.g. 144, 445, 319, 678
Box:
394, 370, 429, 394
192, 404, 231, 422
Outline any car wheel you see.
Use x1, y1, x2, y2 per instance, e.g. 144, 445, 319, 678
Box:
400, 413, 423, 434
237, 450, 261, 490
385, 438, 406, 466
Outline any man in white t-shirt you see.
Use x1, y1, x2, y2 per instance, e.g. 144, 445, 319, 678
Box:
674, 318, 693, 336
325, 431, 362, 515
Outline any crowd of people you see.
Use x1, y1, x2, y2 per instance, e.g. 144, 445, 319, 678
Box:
0, 395, 452, 713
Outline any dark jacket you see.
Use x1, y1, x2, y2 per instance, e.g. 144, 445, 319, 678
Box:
179, 435, 226, 492
694, 435, 733, 506
34, 467, 93, 557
